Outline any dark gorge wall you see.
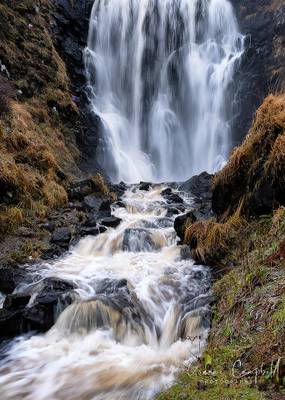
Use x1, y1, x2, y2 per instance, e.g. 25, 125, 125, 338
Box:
51, 0, 103, 173
232, 0, 285, 145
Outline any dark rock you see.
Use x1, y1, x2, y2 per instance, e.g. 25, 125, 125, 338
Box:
35, 277, 75, 305
98, 225, 108, 234
84, 213, 97, 227
231, 1, 285, 145
51, 227, 72, 246
77, 226, 100, 237
0, 278, 76, 338
95, 278, 129, 296
24, 278, 76, 331
166, 193, 184, 204
100, 216, 122, 228
83, 195, 103, 211
139, 182, 151, 191
3, 294, 31, 310
180, 245, 192, 260
98, 200, 112, 217
0, 309, 23, 338
0, 267, 25, 295
179, 172, 213, 200
166, 207, 180, 217
114, 201, 126, 208
174, 212, 197, 242
109, 182, 127, 199
161, 188, 172, 197
38, 222, 56, 232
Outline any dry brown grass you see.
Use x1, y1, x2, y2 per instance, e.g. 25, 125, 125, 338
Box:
90, 174, 117, 201
0, 206, 23, 236
184, 204, 246, 265
213, 94, 285, 217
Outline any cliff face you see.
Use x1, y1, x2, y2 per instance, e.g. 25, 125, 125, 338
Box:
232, 0, 285, 144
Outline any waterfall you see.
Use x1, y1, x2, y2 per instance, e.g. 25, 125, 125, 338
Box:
84, 0, 244, 183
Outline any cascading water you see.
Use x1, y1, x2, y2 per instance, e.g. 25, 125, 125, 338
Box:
84, 0, 244, 183
0, 186, 212, 399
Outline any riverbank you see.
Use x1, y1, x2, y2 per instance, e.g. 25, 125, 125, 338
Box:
159, 94, 285, 399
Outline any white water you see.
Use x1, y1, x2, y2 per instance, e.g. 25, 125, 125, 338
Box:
84, 0, 244, 183
0, 186, 211, 399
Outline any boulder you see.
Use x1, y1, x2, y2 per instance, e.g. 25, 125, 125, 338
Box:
179, 172, 212, 200
0, 267, 25, 295
83, 195, 103, 211
0, 277, 76, 338
166, 193, 184, 204
100, 216, 122, 228
174, 212, 197, 242
139, 182, 151, 191
51, 227, 72, 246
3, 294, 31, 310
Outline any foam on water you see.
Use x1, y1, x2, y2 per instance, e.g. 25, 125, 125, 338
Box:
0, 186, 211, 399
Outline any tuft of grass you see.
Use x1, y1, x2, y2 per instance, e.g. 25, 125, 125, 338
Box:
90, 174, 117, 201
0, 206, 23, 236
184, 204, 246, 265
42, 181, 68, 208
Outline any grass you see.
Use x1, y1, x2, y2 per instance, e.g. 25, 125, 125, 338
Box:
0, 0, 84, 237
184, 204, 246, 265
212, 94, 285, 218
167, 94, 285, 400
165, 208, 285, 399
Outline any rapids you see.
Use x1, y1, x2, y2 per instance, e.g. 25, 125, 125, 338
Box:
0, 186, 211, 400
84, 0, 244, 182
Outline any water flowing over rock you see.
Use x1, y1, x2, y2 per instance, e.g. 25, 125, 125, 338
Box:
0, 185, 211, 399
84, 0, 244, 182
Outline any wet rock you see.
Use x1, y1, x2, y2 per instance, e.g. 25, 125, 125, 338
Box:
161, 188, 172, 197
166, 193, 184, 204
113, 200, 126, 208
109, 182, 127, 199
139, 182, 151, 191
38, 222, 56, 232
179, 171, 212, 200
84, 213, 97, 228
0, 267, 25, 295
166, 207, 180, 217
122, 229, 158, 252
95, 278, 129, 296
68, 180, 92, 202
3, 294, 31, 310
98, 200, 112, 217
0, 277, 76, 338
83, 195, 103, 211
77, 226, 101, 237
180, 245, 192, 260
35, 277, 75, 305
22, 277, 75, 331
174, 212, 197, 242
51, 227, 72, 246
0, 309, 23, 338
100, 216, 122, 228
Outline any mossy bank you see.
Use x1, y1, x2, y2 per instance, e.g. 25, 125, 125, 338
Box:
161, 94, 285, 400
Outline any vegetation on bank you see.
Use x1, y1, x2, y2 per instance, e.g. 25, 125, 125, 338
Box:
159, 94, 285, 399
0, 0, 82, 237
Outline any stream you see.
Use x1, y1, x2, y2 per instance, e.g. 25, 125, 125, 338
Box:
0, 185, 211, 400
